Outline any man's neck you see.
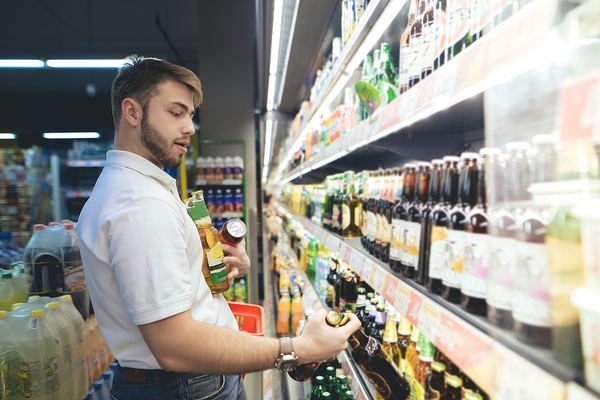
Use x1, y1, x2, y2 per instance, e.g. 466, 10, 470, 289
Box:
114, 130, 163, 169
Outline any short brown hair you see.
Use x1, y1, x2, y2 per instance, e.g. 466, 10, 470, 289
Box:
110, 55, 202, 130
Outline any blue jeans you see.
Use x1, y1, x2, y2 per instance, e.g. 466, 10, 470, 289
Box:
110, 364, 247, 400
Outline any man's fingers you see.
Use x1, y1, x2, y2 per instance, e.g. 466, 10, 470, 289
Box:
338, 313, 361, 335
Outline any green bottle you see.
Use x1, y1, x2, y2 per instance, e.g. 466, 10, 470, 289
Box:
344, 391, 354, 400
307, 237, 319, 281
447, 0, 471, 60
322, 392, 332, 400
324, 366, 338, 394
335, 375, 351, 400
376, 43, 398, 107
311, 376, 326, 400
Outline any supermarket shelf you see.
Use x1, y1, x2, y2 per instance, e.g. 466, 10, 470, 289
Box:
196, 179, 243, 186
278, 202, 584, 400
276, 0, 557, 184
66, 190, 92, 199
275, 0, 395, 177
66, 159, 105, 167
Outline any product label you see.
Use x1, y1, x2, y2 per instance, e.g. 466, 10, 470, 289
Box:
487, 237, 517, 310
44, 356, 60, 395
409, 34, 423, 81
355, 207, 362, 233
363, 208, 369, 237
29, 318, 39, 329
0, 351, 23, 400
342, 204, 351, 230
207, 243, 225, 268
460, 232, 490, 298
368, 211, 377, 240
390, 218, 406, 261
405, 358, 417, 399
58, 257, 87, 294
441, 230, 467, 288
429, 226, 449, 279
400, 44, 410, 88
25, 255, 59, 294
448, 0, 470, 47
422, 19, 435, 74
76, 337, 85, 359
512, 242, 551, 327
333, 204, 340, 229
471, 0, 492, 35
63, 344, 73, 377
433, 9, 447, 61
383, 216, 392, 245
403, 221, 422, 268
375, 213, 384, 244
210, 266, 228, 284
23, 361, 45, 399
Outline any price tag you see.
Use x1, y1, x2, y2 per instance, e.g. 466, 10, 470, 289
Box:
496, 357, 552, 400
349, 250, 364, 273
325, 235, 341, 253
381, 275, 399, 306
433, 61, 457, 104
339, 242, 352, 264
558, 75, 600, 141
400, 89, 417, 121
417, 300, 441, 343
372, 267, 387, 293
406, 291, 424, 326
362, 263, 373, 283
379, 96, 402, 132
393, 284, 411, 317
368, 264, 378, 287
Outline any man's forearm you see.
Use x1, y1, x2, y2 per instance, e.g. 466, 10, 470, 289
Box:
140, 311, 280, 375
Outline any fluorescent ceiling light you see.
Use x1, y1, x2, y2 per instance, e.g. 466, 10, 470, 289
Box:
267, 74, 277, 111
270, 0, 284, 75
264, 120, 275, 166
0, 133, 16, 140
46, 59, 127, 68
0, 59, 44, 68
43, 132, 100, 139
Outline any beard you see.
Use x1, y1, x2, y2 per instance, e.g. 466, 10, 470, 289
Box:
141, 116, 183, 169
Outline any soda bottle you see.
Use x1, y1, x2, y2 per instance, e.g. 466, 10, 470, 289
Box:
311, 376, 326, 400
24, 224, 60, 298
60, 294, 89, 400
291, 293, 304, 334
307, 237, 319, 281
59, 223, 90, 320
277, 292, 291, 334
404, 162, 432, 280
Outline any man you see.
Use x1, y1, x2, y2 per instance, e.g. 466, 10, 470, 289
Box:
78, 56, 360, 400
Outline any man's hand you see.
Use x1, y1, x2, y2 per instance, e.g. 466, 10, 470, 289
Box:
222, 239, 251, 287
292, 309, 361, 364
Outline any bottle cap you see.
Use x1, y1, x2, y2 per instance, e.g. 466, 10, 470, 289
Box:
432, 159, 444, 165
11, 303, 23, 311
326, 366, 335, 375
28, 295, 40, 302
2, 272, 12, 279
47, 302, 59, 310
465, 392, 483, 400
31, 310, 44, 318
506, 141, 531, 151
48, 222, 59, 227
315, 376, 324, 384
60, 295, 73, 302
322, 392, 331, 400
418, 162, 432, 168
404, 163, 417, 169
345, 390, 355, 399
431, 362, 446, 372
0, 311, 6, 319
338, 375, 347, 383
478, 147, 501, 156
326, 311, 341, 327
443, 156, 460, 163
61, 219, 72, 224
446, 375, 463, 388
103, 371, 112, 380
110, 362, 118, 371
93, 380, 103, 390
34, 224, 45, 231
64, 223, 75, 230
337, 312, 349, 327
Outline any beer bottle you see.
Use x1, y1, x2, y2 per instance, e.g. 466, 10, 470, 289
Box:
409, 0, 428, 88
404, 162, 432, 279
354, 288, 368, 329
400, 0, 419, 93
343, 172, 361, 238
417, 159, 444, 286
487, 142, 530, 330
324, 366, 338, 395
444, 375, 462, 400
311, 376, 326, 400
344, 271, 361, 312
465, 392, 483, 400
382, 311, 401, 368
375, 169, 389, 258
326, 258, 338, 308
421, 0, 436, 78
364, 297, 378, 336
390, 164, 417, 273
361, 171, 371, 248
447, 0, 472, 61
443, 153, 479, 303
427, 156, 460, 294
461, 149, 499, 315
334, 258, 345, 312
367, 171, 382, 254
433, 0, 448, 70
397, 316, 412, 374
185, 198, 214, 288
355, 172, 364, 239
359, 56, 374, 121
382, 168, 403, 262
190, 192, 230, 293
323, 177, 332, 230
376, 43, 399, 107
367, 302, 385, 343
335, 376, 351, 400
415, 338, 435, 400
426, 362, 446, 400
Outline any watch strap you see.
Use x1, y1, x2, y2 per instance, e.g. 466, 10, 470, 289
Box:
279, 337, 294, 355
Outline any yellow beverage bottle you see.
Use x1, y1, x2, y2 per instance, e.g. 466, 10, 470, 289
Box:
291, 293, 304, 335
46, 302, 76, 400
277, 293, 291, 334
60, 295, 88, 400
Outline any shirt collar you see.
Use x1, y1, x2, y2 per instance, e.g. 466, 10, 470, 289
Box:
105, 150, 177, 189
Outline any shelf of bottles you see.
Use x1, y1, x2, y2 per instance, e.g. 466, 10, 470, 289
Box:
274, 198, 596, 400
274, 0, 561, 184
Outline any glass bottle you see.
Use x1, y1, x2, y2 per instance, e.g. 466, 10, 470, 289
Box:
382, 167, 403, 263
421, 0, 436, 78
359, 56, 374, 121
382, 311, 401, 368
343, 172, 361, 238
376, 43, 399, 107
311, 376, 326, 400
364, 297, 378, 336
487, 142, 530, 330
417, 159, 443, 285
447, 0, 472, 60
326, 258, 338, 308
427, 156, 460, 294
433, 0, 448, 70
354, 288, 368, 328
415, 338, 435, 400
335, 376, 351, 400
390, 164, 417, 273
404, 327, 420, 396
397, 315, 412, 375
409, 0, 428, 88
375, 169, 391, 259
400, 0, 419, 93
367, 171, 382, 254
337, 174, 348, 235
344, 270, 361, 312
362, 171, 372, 248
185, 198, 214, 289
403, 162, 432, 279
426, 362, 446, 399
461, 149, 500, 315
444, 375, 463, 400
442, 153, 479, 303
324, 366, 338, 395
372, 303, 387, 344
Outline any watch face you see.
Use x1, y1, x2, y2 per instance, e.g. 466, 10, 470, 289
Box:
278, 354, 298, 372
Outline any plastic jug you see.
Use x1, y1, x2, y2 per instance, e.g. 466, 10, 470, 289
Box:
277, 292, 291, 334
0, 311, 24, 400
24, 225, 61, 298
0, 272, 17, 311
60, 295, 88, 400
58, 223, 89, 321
46, 302, 77, 400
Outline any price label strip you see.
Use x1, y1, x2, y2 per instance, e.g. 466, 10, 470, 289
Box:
406, 291, 424, 326
381, 275, 399, 306
349, 251, 365, 275
367, 264, 378, 287
417, 300, 441, 343
393, 283, 411, 317
372, 267, 386, 293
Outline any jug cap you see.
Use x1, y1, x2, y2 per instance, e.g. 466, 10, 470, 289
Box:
0, 311, 6, 319
2, 273, 12, 279
64, 223, 74, 230
34, 224, 45, 231
60, 295, 72, 302
47, 302, 59, 310
31, 310, 44, 318
48, 222, 59, 227
11, 303, 23, 311
28, 295, 40, 302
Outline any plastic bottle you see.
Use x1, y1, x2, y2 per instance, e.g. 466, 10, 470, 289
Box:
291, 293, 304, 335
59, 295, 88, 400
102, 370, 112, 395
277, 292, 291, 334
234, 188, 244, 212
234, 156, 244, 180
58, 223, 89, 320
91, 316, 110, 373
109, 362, 118, 390
86, 319, 102, 386
0, 310, 24, 400
224, 156, 234, 180
45, 301, 77, 400
0, 272, 17, 311
205, 157, 215, 180
214, 157, 225, 181
196, 156, 206, 181
10, 264, 27, 304
93, 380, 109, 400
24, 224, 61, 298
307, 237, 318, 281
28, 309, 62, 399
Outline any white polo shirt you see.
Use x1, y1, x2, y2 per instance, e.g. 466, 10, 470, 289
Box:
78, 150, 238, 370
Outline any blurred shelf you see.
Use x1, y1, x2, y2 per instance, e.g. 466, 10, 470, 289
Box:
277, 201, 585, 400
275, 0, 557, 184
66, 160, 105, 167
66, 190, 92, 199
196, 179, 243, 186
211, 212, 244, 219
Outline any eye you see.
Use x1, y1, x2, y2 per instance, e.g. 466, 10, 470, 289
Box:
171, 111, 181, 117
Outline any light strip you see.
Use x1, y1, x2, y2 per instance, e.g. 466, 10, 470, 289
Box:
277, 0, 300, 104
43, 132, 100, 139
267, 74, 277, 111
0, 133, 16, 140
0, 59, 44, 68
264, 120, 274, 166
269, 0, 284, 75
46, 59, 127, 69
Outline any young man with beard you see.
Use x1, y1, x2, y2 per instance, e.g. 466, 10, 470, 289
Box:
77, 56, 360, 400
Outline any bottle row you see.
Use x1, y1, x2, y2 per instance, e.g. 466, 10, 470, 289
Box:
196, 156, 244, 182
202, 188, 245, 215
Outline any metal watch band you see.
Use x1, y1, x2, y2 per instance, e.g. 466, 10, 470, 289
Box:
279, 337, 294, 355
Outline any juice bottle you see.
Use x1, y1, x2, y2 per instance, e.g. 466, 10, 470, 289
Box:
0, 272, 17, 311
443, 153, 479, 303
404, 162, 432, 280
417, 160, 443, 285
0, 311, 25, 400
46, 302, 77, 400
277, 292, 291, 334
461, 149, 500, 315
291, 293, 304, 335
390, 165, 417, 273
427, 157, 460, 294
61, 295, 88, 400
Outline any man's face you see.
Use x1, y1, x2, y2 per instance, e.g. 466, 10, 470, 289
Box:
140, 80, 196, 169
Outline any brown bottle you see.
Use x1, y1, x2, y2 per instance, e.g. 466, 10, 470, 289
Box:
375, 169, 392, 259
390, 164, 417, 273
403, 162, 431, 279
397, 315, 412, 375
444, 375, 462, 400
382, 168, 403, 262
426, 362, 447, 400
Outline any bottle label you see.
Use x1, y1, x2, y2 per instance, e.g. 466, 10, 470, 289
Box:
23, 361, 45, 398
404, 358, 416, 399
512, 242, 551, 327
210, 266, 229, 284
471, 0, 493, 35
429, 226, 448, 279
207, 243, 228, 284
409, 33, 423, 81
363, 208, 369, 237
375, 213, 384, 244
434, 10, 448, 62
383, 216, 393, 245
25, 255, 59, 294
400, 44, 410, 88
448, 0, 470, 47
487, 237, 516, 310
403, 221, 422, 267
342, 204, 351, 230
460, 232, 490, 298
58, 258, 87, 294
422, 18, 435, 74
333, 204, 340, 229
415, 380, 425, 400
368, 211, 377, 240
44, 356, 60, 395
441, 230, 466, 288
0, 352, 22, 399
355, 207, 362, 233
390, 218, 406, 261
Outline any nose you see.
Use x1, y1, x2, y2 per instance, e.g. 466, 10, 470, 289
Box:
184, 115, 195, 137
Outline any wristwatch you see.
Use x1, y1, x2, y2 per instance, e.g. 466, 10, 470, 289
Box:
274, 337, 298, 372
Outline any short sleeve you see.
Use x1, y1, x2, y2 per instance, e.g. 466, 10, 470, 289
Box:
107, 197, 192, 325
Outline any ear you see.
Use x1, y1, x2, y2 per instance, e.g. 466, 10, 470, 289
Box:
121, 98, 142, 128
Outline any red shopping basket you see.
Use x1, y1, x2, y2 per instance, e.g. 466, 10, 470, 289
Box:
228, 302, 265, 336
